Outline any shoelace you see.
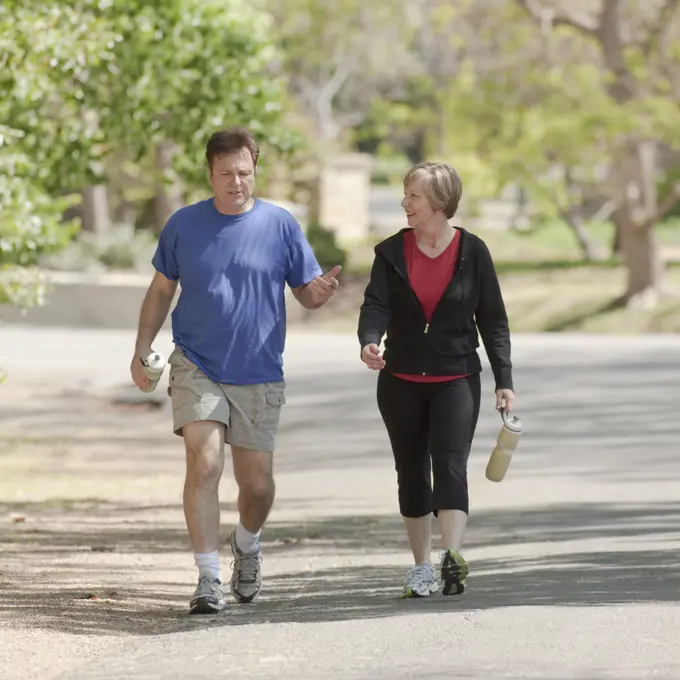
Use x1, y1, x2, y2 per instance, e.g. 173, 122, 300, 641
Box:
196, 577, 221, 596
406, 563, 434, 587
233, 553, 261, 582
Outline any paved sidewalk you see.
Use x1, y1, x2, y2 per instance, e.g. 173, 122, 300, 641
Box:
1, 327, 680, 679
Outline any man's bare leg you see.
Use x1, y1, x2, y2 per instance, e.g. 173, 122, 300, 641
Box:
183, 420, 226, 614
228, 446, 274, 603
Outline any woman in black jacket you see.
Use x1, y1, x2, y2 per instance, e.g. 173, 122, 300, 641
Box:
358, 161, 515, 598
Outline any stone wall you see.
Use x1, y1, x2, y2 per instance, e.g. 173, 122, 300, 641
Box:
0, 272, 173, 329
317, 153, 373, 244
0, 271, 309, 329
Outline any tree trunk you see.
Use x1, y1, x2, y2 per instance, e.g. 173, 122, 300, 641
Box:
610, 213, 622, 257
612, 141, 666, 306
515, 0, 677, 304
153, 140, 183, 235
404, 129, 427, 164
81, 185, 110, 235
617, 219, 665, 308
560, 210, 600, 261
560, 168, 600, 260
119, 202, 137, 228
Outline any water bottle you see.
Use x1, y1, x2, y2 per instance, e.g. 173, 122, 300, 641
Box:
139, 351, 167, 393
485, 410, 523, 483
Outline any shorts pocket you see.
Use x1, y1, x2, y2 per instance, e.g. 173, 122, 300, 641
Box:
265, 390, 286, 407
253, 387, 286, 431
168, 367, 189, 396
170, 366, 190, 384
168, 358, 199, 400
169, 351, 199, 383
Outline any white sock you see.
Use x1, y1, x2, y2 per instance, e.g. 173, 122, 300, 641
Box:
235, 521, 261, 555
194, 551, 221, 581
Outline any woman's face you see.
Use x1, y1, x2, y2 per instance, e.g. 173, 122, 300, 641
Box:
401, 177, 437, 229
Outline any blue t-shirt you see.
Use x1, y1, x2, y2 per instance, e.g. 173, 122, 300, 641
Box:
152, 198, 322, 385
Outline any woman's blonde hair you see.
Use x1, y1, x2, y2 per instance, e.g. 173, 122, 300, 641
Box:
403, 162, 463, 219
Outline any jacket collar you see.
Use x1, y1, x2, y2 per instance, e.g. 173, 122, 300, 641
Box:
375, 226, 475, 276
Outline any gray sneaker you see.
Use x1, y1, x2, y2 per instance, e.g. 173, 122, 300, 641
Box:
229, 530, 262, 603
189, 576, 225, 615
401, 563, 439, 598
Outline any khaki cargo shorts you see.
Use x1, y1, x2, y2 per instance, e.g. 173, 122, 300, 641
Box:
167, 346, 286, 453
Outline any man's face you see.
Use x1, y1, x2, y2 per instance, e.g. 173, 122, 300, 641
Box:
209, 147, 256, 214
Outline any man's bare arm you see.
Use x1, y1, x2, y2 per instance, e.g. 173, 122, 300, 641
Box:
291, 283, 323, 310
135, 271, 178, 354
290, 265, 342, 310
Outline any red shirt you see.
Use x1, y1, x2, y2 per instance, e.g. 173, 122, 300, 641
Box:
392, 229, 470, 383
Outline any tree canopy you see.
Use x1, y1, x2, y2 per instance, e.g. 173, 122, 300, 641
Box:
0, 0, 290, 307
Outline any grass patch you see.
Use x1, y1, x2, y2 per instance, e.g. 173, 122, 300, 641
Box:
345, 218, 680, 276
308, 262, 680, 334
499, 265, 680, 333
495, 259, 620, 274
332, 220, 680, 333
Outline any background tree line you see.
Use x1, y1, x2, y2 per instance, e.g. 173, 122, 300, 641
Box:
2, 0, 680, 310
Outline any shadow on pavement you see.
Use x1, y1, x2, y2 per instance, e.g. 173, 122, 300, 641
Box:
218, 544, 680, 629
1, 500, 680, 636
3, 356, 678, 481
2, 345, 680, 640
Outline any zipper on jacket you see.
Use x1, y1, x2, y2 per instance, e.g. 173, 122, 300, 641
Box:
423, 324, 429, 374
376, 228, 477, 378
428, 230, 469, 328
386, 261, 429, 375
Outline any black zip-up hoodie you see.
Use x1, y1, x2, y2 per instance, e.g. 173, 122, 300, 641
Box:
357, 227, 513, 390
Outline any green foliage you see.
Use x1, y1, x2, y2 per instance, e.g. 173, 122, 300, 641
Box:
101, 0, 294, 188
306, 222, 347, 273
266, 0, 411, 143
0, 1, 114, 310
443, 3, 680, 226
357, 1, 680, 247
438, 53, 623, 219
370, 153, 411, 185
0, 128, 80, 308
0, 1, 118, 191
658, 166, 680, 221
1, 0, 293, 312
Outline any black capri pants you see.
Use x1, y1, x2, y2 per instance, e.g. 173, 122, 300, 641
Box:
377, 370, 481, 518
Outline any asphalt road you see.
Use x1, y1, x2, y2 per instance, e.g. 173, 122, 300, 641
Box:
1, 327, 680, 680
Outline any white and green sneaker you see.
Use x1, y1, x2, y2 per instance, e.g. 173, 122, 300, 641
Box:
439, 549, 469, 595
401, 563, 439, 598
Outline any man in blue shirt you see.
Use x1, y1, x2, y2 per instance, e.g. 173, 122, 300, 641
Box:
130, 126, 341, 614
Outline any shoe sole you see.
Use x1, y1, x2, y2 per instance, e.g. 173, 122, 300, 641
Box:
441, 550, 469, 596
189, 597, 226, 615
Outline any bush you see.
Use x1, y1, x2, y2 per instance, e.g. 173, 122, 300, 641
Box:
0, 131, 80, 309
306, 221, 347, 273
40, 223, 158, 273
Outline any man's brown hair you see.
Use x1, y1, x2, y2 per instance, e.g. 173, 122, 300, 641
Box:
205, 126, 260, 172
